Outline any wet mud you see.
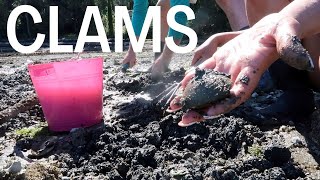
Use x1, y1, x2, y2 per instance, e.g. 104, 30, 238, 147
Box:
0, 52, 319, 179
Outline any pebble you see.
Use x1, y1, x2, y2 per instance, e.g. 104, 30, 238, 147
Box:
288, 121, 295, 126
170, 167, 189, 177
251, 92, 259, 98
62, 177, 71, 180
264, 144, 291, 166
279, 125, 290, 132
291, 137, 304, 147
70, 128, 86, 147
273, 129, 279, 134
8, 161, 22, 174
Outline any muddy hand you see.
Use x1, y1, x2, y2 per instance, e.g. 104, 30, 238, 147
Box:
172, 14, 301, 127
274, 18, 314, 71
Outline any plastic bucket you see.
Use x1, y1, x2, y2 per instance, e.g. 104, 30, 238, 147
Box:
28, 57, 103, 132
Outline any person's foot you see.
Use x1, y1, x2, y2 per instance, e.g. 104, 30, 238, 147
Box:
248, 87, 315, 126
150, 56, 171, 80
122, 51, 137, 72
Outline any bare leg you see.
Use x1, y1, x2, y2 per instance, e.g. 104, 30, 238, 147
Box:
157, 0, 170, 43
151, 0, 189, 79
216, 0, 248, 31
155, 0, 170, 59
123, 0, 170, 67
245, 0, 290, 26
151, 39, 181, 79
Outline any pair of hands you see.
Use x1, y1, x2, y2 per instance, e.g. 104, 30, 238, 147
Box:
172, 14, 310, 127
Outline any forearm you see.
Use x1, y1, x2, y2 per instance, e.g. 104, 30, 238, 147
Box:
279, 0, 320, 38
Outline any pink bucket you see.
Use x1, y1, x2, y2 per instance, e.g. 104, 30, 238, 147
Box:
28, 57, 103, 132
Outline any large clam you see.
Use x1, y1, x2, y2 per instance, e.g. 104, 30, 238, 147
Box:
153, 68, 232, 112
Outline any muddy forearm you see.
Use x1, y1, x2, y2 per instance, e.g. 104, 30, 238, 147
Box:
279, 0, 320, 38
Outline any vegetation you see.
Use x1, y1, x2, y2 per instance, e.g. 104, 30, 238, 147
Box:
248, 144, 263, 157
16, 125, 49, 138
0, 0, 230, 40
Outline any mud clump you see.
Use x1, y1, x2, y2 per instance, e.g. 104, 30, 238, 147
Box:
25, 163, 60, 180
264, 144, 291, 166
182, 69, 231, 109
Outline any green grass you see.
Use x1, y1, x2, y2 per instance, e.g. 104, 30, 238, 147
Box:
248, 144, 263, 157
16, 126, 49, 138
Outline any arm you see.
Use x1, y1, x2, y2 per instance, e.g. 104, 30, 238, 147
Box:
170, 0, 320, 126
278, 0, 320, 38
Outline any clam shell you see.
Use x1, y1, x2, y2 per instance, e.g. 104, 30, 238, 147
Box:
182, 69, 231, 109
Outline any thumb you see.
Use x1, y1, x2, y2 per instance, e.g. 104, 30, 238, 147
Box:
273, 16, 314, 71
191, 50, 202, 66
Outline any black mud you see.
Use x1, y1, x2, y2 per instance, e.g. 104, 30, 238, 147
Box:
0, 53, 319, 179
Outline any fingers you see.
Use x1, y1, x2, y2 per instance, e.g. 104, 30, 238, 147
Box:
277, 34, 314, 71
191, 50, 202, 66
180, 70, 196, 89
178, 110, 204, 127
167, 96, 183, 112
206, 67, 260, 116
273, 17, 314, 71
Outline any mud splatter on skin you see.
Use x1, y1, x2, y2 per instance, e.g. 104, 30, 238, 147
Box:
240, 75, 250, 85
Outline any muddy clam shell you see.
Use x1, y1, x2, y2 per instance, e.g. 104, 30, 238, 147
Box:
182, 69, 231, 109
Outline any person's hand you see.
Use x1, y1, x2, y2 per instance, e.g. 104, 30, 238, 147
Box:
170, 14, 313, 127
191, 31, 242, 66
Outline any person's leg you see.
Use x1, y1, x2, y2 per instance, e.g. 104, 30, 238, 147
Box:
151, 0, 189, 79
216, 0, 248, 31
122, 0, 149, 68
155, 0, 170, 60
245, 0, 291, 26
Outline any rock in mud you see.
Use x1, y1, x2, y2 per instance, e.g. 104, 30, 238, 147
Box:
310, 110, 320, 146
264, 144, 291, 166
25, 163, 60, 180
70, 128, 87, 147
182, 69, 231, 109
